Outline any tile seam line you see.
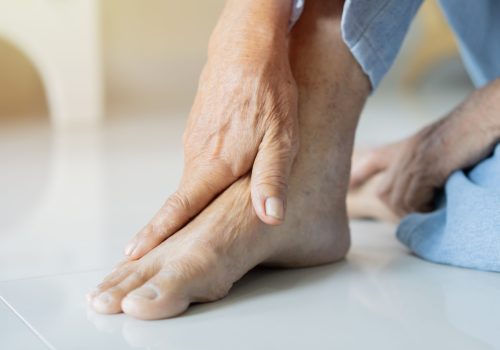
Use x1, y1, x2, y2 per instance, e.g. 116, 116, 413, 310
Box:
0, 295, 57, 350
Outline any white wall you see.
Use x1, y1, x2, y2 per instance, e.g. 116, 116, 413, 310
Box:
0, 0, 225, 118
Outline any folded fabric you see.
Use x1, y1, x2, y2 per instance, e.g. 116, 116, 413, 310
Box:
397, 143, 500, 272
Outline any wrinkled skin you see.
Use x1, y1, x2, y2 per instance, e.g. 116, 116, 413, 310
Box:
350, 78, 500, 217
124, 1, 299, 260
89, 0, 366, 320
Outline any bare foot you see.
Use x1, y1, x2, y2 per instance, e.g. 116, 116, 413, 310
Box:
88, 0, 370, 320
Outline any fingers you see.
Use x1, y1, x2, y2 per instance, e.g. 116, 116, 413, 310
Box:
250, 128, 298, 225
125, 165, 234, 260
357, 136, 443, 215
350, 148, 390, 188
378, 168, 435, 217
347, 172, 400, 222
403, 175, 435, 213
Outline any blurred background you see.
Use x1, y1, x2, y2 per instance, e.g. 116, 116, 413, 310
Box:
0, 0, 224, 123
0, 0, 474, 278
0, 0, 473, 125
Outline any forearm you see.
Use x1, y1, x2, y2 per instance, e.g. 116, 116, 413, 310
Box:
416, 78, 500, 178
445, 78, 500, 156
208, 0, 293, 59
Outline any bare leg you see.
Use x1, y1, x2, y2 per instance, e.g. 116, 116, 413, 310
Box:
88, 0, 370, 320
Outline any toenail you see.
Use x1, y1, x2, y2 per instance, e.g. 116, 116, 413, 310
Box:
265, 197, 284, 220
96, 292, 111, 304
128, 285, 158, 300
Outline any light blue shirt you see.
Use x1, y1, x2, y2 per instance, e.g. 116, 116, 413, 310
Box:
341, 0, 500, 88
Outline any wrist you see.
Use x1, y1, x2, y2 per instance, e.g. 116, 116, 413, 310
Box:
208, 0, 291, 59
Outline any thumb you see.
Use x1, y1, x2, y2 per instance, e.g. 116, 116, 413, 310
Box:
125, 165, 232, 259
251, 132, 297, 225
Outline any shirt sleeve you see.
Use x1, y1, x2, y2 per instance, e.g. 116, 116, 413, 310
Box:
439, 0, 500, 87
341, 0, 424, 89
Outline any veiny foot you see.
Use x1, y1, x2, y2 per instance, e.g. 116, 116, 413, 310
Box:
88, 0, 370, 320
88, 176, 348, 319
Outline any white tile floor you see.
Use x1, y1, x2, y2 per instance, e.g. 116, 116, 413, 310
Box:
1, 298, 48, 350
1, 83, 499, 349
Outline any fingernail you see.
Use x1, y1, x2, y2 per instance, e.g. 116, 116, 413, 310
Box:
265, 197, 284, 220
128, 285, 158, 300
124, 241, 136, 256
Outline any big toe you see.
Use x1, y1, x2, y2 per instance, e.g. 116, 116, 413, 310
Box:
122, 271, 190, 320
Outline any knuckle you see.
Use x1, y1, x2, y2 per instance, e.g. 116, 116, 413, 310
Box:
277, 139, 298, 159
283, 127, 300, 153
215, 157, 242, 181
254, 172, 288, 191
166, 192, 192, 214
266, 129, 299, 162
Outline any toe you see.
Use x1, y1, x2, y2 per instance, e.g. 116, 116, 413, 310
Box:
88, 268, 129, 301
91, 271, 149, 314
122, 270, 190, 320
